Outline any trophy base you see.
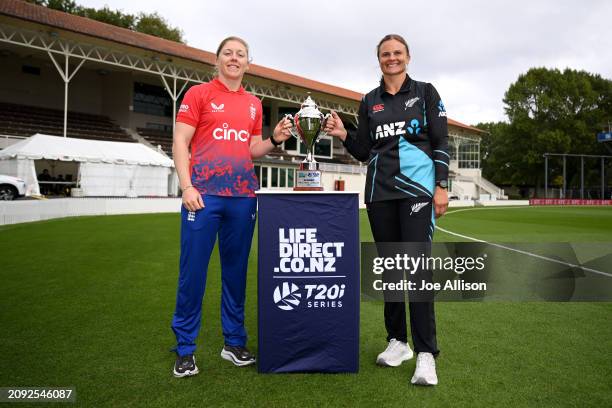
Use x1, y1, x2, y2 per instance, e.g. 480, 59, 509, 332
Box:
294, 170, 324, 191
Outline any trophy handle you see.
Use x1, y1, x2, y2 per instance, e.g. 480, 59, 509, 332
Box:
319, 112, 332, 138
284, 113, 299, 139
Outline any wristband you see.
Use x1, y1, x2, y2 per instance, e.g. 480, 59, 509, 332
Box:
182, 185, 195, 192
269, 134, 283, 147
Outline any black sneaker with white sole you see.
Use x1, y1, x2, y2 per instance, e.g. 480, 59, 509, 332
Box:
173, 354, 199, 378
220, 345, 256, 367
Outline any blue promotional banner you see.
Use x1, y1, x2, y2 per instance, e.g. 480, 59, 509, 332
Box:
597, 131, 612, 142
257, 192, 360, 373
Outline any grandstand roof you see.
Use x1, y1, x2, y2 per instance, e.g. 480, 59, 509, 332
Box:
447, 118, 487, 134
0, 0, 487, 134
0, 0, 361, 101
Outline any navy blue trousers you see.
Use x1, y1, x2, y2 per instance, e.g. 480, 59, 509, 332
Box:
172, 195, 257, 357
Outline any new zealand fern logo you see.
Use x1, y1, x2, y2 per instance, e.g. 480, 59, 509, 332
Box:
410, 202, 429, 215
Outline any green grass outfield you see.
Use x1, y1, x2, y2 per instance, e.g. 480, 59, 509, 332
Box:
1, 206, 611, 407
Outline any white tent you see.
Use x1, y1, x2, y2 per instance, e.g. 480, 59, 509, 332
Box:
0, 134, 177, 197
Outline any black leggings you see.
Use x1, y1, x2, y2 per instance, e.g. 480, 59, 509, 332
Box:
366, 197, 439, 356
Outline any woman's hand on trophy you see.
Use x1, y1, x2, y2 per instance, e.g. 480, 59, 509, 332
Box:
324, 111, 348, 141
273, 117, 294, 143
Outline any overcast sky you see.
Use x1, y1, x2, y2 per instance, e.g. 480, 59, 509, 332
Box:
79, 0, 612, 125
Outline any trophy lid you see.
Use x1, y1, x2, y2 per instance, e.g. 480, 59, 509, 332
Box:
297, 95, 323, 118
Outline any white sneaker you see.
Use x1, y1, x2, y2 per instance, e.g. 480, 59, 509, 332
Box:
376, 339, 414, 367
411, 352, 438, 385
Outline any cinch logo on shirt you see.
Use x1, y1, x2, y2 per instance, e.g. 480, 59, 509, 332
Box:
249, 103, 256, 120
211, 102, 225, 112
372, 104, 385, 113
212, 122, 250, 142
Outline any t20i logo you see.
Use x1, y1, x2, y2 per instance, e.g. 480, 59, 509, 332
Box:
273, 282, 301, 311
273, 282, 346, 311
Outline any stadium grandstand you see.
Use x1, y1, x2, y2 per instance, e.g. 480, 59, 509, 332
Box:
0, 0, 504, 201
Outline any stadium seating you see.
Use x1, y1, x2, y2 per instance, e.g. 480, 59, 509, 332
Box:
0, 102, 135, 143
265, 148, 361, 166
137, 128, 173, 155
0, 102, 364, 164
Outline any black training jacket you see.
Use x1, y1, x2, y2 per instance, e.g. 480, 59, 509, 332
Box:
343, 75, 449, 203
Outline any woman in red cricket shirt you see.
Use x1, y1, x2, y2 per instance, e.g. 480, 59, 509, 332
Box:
171, 36, 293, 377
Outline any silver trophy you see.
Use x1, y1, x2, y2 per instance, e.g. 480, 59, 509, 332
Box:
285, 95, 330, 190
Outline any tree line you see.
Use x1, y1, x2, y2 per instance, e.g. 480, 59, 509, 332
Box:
476, 68, 612, 195
26, 0, 184, 43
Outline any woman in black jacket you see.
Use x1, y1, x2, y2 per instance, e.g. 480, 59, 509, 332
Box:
325, 33, 449, 386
